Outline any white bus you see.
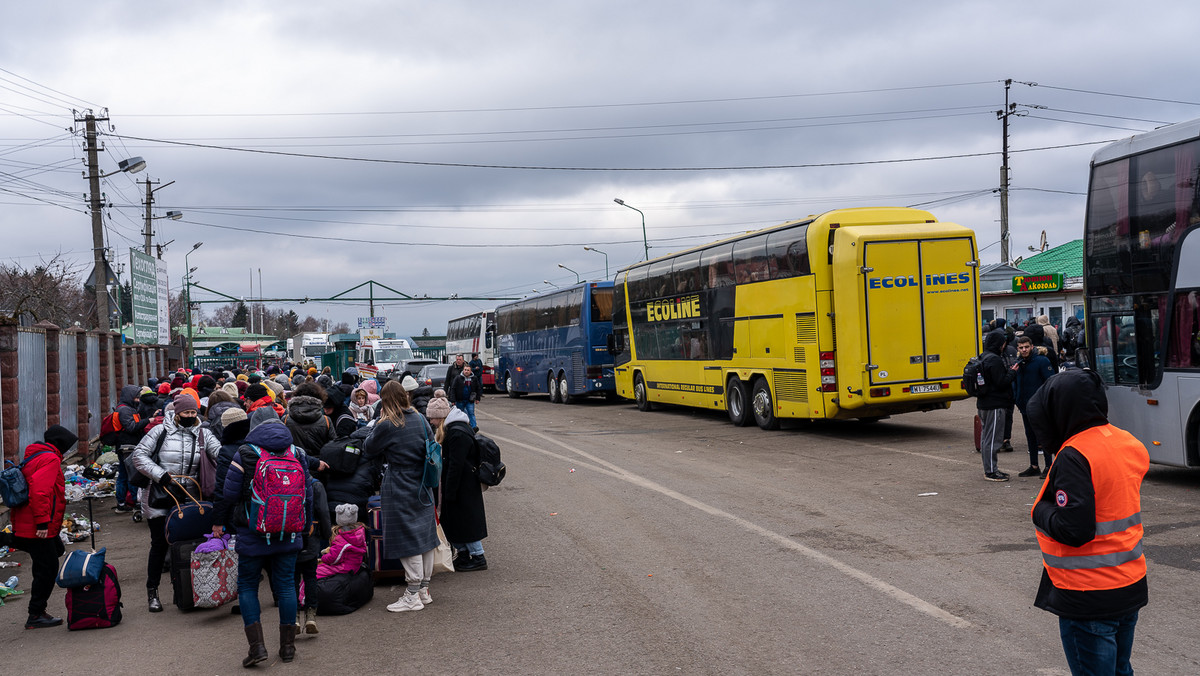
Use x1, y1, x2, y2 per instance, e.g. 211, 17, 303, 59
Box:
446, 310, 496, 388
1083, 117, 1200, 466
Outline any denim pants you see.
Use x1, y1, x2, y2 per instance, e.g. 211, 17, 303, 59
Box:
1059, 611, 1138, 676
456, 401, 477, 428
113, 450, 132, 506
450, 540, 484, 556
237, 551, 298, 627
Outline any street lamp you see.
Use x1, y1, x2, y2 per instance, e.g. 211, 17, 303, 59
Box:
557, 263, 580, 283
88, 154, 146, 331
184, 242, 203, 366
614, 198, 649, 261
543, 280, 559, 288
583, 246, 609, 279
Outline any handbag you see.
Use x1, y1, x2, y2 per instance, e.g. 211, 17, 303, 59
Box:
148, 475, 204, 510
127, 427, 169, 490
163, 481, 215, 544
57, 497, 106, 589
191, 539, 237, 609
432, 522, 455, 575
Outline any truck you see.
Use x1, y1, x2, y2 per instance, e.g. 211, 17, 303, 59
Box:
356, 338, 415, 378
291, 332, 330, 365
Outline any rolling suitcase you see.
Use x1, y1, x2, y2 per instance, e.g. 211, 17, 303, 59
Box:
169, 538, 204, 611
365, 495, 405, 580
63, 497, 123, 630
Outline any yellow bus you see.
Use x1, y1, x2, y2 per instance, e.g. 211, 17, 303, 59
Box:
611, 207, 981, 428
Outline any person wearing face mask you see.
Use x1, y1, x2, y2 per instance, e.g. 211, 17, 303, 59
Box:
131, 393, 222, 613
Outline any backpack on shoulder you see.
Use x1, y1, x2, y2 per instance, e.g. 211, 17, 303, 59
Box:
961, 355, 987, 397
0, 450, 54, 507
246, 444, 307, 544
474, 433, 506, 488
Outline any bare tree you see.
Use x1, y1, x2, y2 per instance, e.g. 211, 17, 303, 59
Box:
330, 321, 351, 334
210, 302, 236, 327
298, 315, 321, 332
0, 254, 92, 327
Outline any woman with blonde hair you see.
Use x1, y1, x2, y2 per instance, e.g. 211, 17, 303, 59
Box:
363, 381, 439, 612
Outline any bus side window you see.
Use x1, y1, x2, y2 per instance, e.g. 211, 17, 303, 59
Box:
702, 244, 735, 289
766, 227, 809, 279
732, 235, 768, 284
647, 259, 674, 299
1169, 290, 1200, 368
672, 251, 703, 294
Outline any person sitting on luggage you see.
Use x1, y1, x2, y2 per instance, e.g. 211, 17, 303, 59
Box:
317, 504, 368, 579
130, 393, 221, 614
10, 425, 76, 629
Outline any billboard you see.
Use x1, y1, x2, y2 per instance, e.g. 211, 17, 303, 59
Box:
130, 249, 170, 345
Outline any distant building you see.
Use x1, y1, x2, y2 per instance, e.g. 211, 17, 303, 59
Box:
170, 325, 279, 354
979, 239, 1084, 330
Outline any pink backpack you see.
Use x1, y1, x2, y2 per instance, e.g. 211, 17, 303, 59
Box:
247, 444, 307, 543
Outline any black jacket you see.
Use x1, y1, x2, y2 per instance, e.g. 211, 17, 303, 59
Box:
410, 385, 434, 416
976, 330, 1015, 410
439, 416, 487, 543
285, 395, 333, 455
1028, 369, 1148, 620
115, 385, 149, 447
322, 427, 382, 511
445, 364, 466, 402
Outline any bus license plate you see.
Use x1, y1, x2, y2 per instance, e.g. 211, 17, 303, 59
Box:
911, 384, 941, 394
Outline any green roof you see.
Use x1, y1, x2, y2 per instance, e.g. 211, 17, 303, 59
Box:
1017, 239, 1082, 278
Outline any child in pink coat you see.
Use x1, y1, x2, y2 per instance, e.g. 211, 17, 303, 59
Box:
317, 504, 368, 578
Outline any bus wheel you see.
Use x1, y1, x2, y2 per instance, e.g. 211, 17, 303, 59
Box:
634, 373, 653, 411
727, 378, 751, 426
548, 374, 561, 403
751, 379, 780, 430
505, 374, 521, 398
559, 373, 575, 404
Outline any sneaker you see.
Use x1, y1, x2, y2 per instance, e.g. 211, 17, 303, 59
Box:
1017, 465, 1041, 477
456, 554, 488, 572
999, 441, 1014, 453
25, 613, 63, 629
984, 472, 1010, 482
418, 588, 432, 605
112, 503, 134, 513
387, 592, 424, 613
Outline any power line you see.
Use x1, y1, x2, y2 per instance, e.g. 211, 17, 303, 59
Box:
1026, 82, 1200, 107
0, 67, 101, 109
112, 134, 1113, 172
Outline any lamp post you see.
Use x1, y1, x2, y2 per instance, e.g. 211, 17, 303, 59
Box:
543, 280, 559, 289
557, 263, 580, 283
184, 242, 202, 365
613, 198, 648, 261
583, 246, 609, 279
142, 179, 181, 255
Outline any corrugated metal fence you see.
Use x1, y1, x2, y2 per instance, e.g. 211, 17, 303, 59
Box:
17, 329, 47, 454
86, 334, 100, 439
58, 333, 77, 437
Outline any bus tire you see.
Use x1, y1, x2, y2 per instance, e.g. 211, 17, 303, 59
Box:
559, 373, 575, 404
505, 373, 522, 398
727, 377, 751, 426
634, 373, 653, 412
751, 378, 779, 430
548, 374, 561, 403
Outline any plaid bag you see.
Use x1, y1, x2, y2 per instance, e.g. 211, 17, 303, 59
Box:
191, 546, 237, 609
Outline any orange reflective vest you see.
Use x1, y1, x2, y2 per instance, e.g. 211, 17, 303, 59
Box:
1033, 424, 1149, 591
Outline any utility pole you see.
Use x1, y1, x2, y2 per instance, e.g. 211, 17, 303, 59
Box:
83, 112, 110, 331
997, 79, 1015, 266
141, 178, 174, 255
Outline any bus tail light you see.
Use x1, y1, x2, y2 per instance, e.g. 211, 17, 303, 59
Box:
586, 365, 604, 379
819, 351, 837, 392
870, 387, 890, 397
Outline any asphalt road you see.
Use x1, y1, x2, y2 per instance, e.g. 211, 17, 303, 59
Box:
4, 395, 1200, 675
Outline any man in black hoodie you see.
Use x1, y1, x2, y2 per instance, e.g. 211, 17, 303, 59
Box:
1027, 369, 1148, 676
977, 329, 1016, 481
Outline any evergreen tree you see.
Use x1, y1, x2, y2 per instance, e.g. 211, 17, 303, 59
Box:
231, 300, 248, 327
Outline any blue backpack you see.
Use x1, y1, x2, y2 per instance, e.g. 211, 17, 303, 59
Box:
0, 450, 53, 508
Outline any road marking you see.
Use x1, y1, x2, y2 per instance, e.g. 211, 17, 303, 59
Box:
484, 412, 973, 629
806, 432, 977, 466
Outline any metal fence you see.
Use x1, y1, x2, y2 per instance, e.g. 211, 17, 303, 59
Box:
17, 329, 47, 454
58, 333, 77, 437
87, 334, 100, 438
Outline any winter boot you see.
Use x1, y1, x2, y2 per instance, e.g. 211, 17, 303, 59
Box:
279, 623, 297, 662
243, 622, 268, 668
304, 607, 319, 635
147, 587, 163, 613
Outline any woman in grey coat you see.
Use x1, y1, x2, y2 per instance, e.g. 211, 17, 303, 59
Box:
131, 393, 221, 612
363, 381, 439, 613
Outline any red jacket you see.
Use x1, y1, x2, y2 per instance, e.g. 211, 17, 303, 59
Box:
9, 442, 66, 538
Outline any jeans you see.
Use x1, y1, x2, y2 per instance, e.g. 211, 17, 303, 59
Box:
456, 401, 477, 428
978, 408, 1006, 475
238, 551, 298, 627
450, 540, 484, 556
10, 536, 64, 617
1059, 611, 1138, 676
114, 448, 132, 506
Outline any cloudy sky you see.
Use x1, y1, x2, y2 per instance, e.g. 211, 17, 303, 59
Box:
3, 1, 1199, 338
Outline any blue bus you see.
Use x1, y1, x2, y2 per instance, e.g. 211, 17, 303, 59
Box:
495, 281, 616, 402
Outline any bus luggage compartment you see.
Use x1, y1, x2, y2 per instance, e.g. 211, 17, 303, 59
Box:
830, 225, 978, 411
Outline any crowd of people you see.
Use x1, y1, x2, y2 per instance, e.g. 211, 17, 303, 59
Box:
8, 356, 491, 669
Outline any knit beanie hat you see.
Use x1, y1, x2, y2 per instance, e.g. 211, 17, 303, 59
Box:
245, 383, 269, 402
426, 396, 452, 426
222, 381, 240, 398
173, 393, 199, 413
335, 503, 359, 529
264, 380, 284, 400
401, 375, 419, 392
220, 407, 248, 428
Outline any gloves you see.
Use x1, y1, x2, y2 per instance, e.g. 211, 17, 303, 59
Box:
157, 472, 173, 486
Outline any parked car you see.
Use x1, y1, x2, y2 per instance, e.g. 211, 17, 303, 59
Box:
418, 363, 451, 389
400, 358, 438, 377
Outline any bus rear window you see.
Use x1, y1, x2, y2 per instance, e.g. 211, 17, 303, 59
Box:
591, 288, 614, 323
